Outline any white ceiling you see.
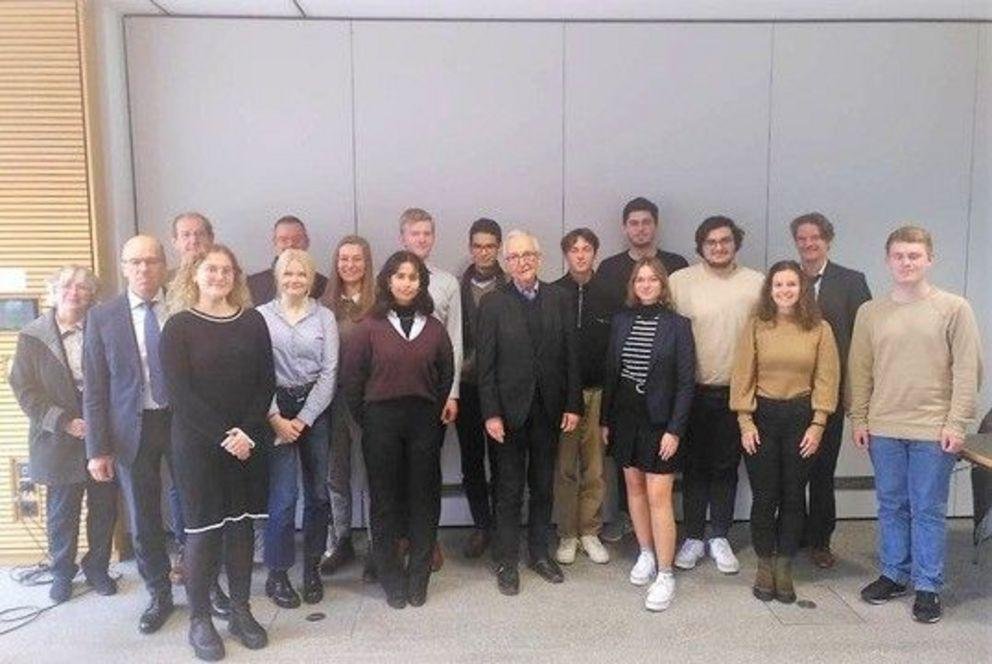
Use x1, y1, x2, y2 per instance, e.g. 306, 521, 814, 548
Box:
102, 0, 992, 20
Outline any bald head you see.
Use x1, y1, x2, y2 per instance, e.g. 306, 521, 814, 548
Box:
121, 234, 167, 299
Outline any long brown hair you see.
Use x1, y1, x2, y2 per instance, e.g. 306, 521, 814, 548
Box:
167, 244, 251, 314
322, 235, 375, 322
756, 260, 821, 330
624, 257, 672, 308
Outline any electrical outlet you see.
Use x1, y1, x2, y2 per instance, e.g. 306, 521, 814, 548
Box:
11, 459, 38, 521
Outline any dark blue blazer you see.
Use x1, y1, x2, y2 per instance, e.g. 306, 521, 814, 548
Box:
600, 306, 696, 438
83, 293, 154, 466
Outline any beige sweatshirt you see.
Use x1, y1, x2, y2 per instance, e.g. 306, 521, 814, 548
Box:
848, 287, 984, 440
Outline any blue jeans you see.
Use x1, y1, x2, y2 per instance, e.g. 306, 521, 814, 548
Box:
869, 436, 956, 593
264, 410, 331, 571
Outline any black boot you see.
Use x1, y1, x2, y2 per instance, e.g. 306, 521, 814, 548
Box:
265, 571, 301, 609
362, 556, 378, 584
188, 615, 225, 661
210, 579, 232, 619
228, 603, 268, 650
302, 559, 324, 604
320, 538, 356, 576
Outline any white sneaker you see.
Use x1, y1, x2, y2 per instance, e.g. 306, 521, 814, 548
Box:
629, 550, 657, 586
674, 538, 705, 570
555, 537, 578, 565
645, 572, 676, 612
707, 537, 740, 574
579, 535, 610, 564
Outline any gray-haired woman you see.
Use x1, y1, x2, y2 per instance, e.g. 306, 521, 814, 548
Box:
9, 266, 118, 603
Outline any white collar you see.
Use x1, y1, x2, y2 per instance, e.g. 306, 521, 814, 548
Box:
386, 309, 427, 340
128, 288, 165, 309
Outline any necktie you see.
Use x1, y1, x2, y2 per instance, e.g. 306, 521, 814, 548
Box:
143, 300, 167, 406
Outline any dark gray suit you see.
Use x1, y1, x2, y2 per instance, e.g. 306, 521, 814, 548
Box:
9, 311, 117, 581
807, 261, 871, 549
84, 293, 172, 596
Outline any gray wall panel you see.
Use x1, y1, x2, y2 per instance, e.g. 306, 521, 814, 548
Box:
563, 23, 773, 270
126, 18, 355, 276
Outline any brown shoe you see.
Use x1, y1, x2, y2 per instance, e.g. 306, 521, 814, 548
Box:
774, 557, 796, 604
431, 542, 445, 572
752, 556, 775, 602
463, 529, 491, 559
810, 547, 836, 569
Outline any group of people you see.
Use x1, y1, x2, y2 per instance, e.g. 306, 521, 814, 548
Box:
9, 197, 983, 661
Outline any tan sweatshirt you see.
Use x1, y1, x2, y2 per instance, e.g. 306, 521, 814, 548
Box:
730, 317, 840, 435
848, 288, 984, 440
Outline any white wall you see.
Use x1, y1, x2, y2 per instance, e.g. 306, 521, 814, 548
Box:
117, 16, 990, 523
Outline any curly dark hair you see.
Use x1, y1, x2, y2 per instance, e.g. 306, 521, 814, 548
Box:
371, 250, 434, 318
756, 260, 821, 330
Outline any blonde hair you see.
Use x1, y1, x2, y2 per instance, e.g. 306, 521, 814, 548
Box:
399, 207, 435, 232
885, 225, 933, 257
167, 244, 251, 314
273, 249, 316, 298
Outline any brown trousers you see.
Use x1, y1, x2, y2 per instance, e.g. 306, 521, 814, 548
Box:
554, 388, 606, 538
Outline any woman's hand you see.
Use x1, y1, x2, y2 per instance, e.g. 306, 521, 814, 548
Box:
222, 428, 253, 460
799, 425, 823, 458
63, 418, 86, 439
659, 432, 679, 460
269, 414, 301, 444
600, 426, 610, 447
741, 430, 760, 455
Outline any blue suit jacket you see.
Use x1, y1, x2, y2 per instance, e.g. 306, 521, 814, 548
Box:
83, 293, 155, 466
600, 306, 697, 438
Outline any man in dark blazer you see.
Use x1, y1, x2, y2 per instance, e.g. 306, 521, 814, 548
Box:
246, 215, 328, 305
477, 229, 583, 596
84, 235, 175, 634
791, 212, 872, 568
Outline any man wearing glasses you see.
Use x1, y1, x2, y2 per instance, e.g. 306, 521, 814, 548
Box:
477, 230, 583, 596
669, 217, 764, 576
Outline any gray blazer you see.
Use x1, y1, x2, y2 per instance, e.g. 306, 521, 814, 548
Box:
8, 310, 89, 485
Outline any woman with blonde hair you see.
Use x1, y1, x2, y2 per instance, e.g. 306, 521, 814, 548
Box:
730, 260, 839, 604
257, 249, 339, 608
161, 245, 275, 660
320, 235, 376, 578
601, 257, 696, 612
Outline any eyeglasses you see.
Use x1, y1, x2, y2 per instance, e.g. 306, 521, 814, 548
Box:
505, 251, 539, 264
703, 237, 735, 248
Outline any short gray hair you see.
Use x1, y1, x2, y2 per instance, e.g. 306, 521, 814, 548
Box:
503, 229, 540, 257
46, 265, 98, 301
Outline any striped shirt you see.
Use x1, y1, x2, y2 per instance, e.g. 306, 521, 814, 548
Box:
620, 312, 660, 386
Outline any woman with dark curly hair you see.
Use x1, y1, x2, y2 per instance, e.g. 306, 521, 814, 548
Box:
343, 250, 453, 609
730, 260, 839, 604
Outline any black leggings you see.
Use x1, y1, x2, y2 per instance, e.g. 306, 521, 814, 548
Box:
185, 520, 254, 618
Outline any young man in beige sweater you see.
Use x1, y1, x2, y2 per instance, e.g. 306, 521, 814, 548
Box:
849, 225, 983, 624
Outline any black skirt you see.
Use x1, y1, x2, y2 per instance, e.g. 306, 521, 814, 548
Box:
610, 379, 683, 475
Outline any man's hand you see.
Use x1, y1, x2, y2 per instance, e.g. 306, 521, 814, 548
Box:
485, 416, 505, 443
63, 418, 86, 439
441, 399, 459, 425
853, 427, 870, 450
88, 455, 115, 482
741, 430, 760, 456
561, 412, 580, 433
940, 427, 965, 454
659, 432, 679, 460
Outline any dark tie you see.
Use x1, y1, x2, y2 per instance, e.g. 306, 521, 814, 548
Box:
143, 300, 167, 406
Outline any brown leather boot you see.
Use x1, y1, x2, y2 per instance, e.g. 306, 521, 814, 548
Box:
753, 556, 775, 602
431, 541, 445, 572
774, 556, 796, 604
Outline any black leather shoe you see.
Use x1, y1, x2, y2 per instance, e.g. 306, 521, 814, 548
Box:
49, 576, 73, 603
528, 557, 564, 584
362, 557, 378, 584
386, 593, 407, 609
496, 564, 519, 596
85, 572, 118, 596
188, 615, 225, 661
302, 562, 323, 604
139, 593, 175, 634
320, 538, 356, 576
265, 571, 301, 609
210, 579, 231, 619
228, 603, 268, 650
407, 576, 428, 607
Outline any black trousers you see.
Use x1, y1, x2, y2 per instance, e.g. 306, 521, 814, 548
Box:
454, 382, 499, 530
804, 409, 844, 549
115, 410, 172, 596
683, 387, 741, 540
362, 398, 442, 600
494, 399, 557, 567
45, 477, 117, 581
744, 397, 816, 558
185, 519, 253, 618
